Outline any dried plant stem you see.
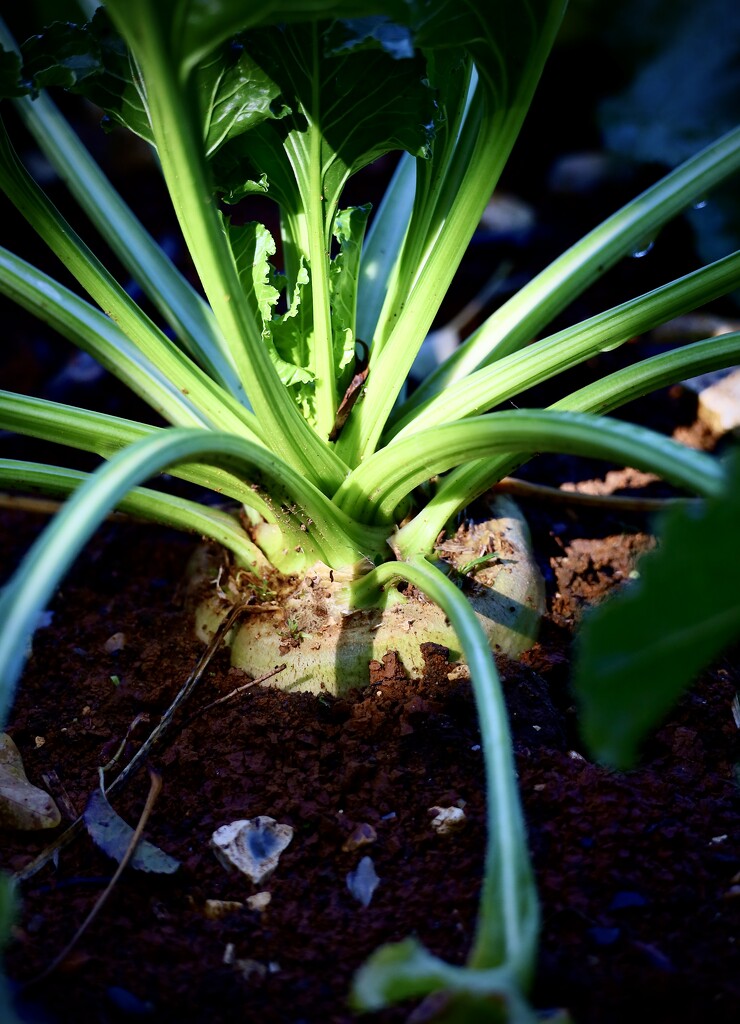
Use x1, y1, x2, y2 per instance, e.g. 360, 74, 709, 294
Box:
0, 493, 131, 519
192, 662, 286, 717
492, 476, 696, 512
25, 769, 163, 986
13, 599, 249, 883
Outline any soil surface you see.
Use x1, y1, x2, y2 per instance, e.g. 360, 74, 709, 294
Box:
1, 409, 739, 1024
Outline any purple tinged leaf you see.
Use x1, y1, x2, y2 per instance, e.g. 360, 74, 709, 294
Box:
346, 855, 379, 907
83, 788, 180, 874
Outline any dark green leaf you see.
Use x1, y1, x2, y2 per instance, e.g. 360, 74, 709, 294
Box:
213, 122, 297, 208
21, 21, 101, 91
84, 788, 180, 874
100, 0, 412, 96
0, 874, 21, 1024
197, 43, 291, 158
20, 11, 152, 141
19, 12, 290, 153
0, 873, 15, 952
573, 446, 740, 769
326, 16, 415, 59
405, 0, 562, 105
141, 0, 409, 71
0, 47, 29, 99
211, 23, 433, 211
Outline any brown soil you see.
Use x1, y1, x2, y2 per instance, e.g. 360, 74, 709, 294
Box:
1, 429, 738, 1024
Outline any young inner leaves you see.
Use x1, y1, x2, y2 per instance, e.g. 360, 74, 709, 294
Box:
211, 21, 433, 437
225, 203, 371, 430
226, 221, 315, 405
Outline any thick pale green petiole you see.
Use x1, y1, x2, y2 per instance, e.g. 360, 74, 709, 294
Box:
336, 410, 725, 525
393, 329, 740, 558
0, 460, 267, 570
402, 124, 740, 415
387, 250, 740, 442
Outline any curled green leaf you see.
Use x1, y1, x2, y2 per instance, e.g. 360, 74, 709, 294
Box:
351, 936, 539, 1023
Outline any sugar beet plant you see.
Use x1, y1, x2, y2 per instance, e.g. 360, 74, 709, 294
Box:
1, 1, 740, 1018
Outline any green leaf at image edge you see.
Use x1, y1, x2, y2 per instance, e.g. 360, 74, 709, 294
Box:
573, 446, 740, 769
0, 874, 15, 953
17, 10, 290, 152
0, 874, 21, 1024
20, 13, 152, 140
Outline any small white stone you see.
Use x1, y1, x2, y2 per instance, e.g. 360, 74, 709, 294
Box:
246, 891, 272, 912
104, 632, 126, 653
687, 367, 740, 433
429, 805, 467, 835
0, 732, 61, 830
211, 817, 294, 884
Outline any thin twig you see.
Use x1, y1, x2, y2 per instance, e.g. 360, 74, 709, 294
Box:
0, 493, 131, 520
41, 770, 79, 823
99, 713, 151, 776
14, 600, 250, 883
492, 476, 697, 512
192, 663, 286, 718
24, 769, 163, 987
